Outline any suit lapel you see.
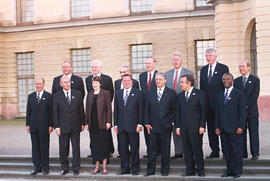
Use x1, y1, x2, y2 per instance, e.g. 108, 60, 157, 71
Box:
125, 88, 133, 106
119, 89, 124, 106
225, 88, 234, 105
61, 91, 70, 107
186, 88, 195, 103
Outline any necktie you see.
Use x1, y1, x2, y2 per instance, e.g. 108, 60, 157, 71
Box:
224, 89, 229, 104
173, 70, 178, 90
158, 88, 162, 101
147, 73, 152, 91
37, 92, 40, 100
185, 91, 189, 102
208, 66, 212, 84
123, 89, 129, 106
66, 92, 71, 105
243, 77, 247, 88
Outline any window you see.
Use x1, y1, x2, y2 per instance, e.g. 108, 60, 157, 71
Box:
131, 44, 152, 80
131, 0, 152, 13
17, 52, 35, 113
195, 0, 212, 8
71, 48, 91, 76
195, 40, 215, 87
71, 0, 90, 18
21, 0, 34, 22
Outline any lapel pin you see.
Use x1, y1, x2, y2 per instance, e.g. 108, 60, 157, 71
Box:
131, 94, 134, 96
72, 96, 74, 99
249, 81, 251, 83
71, 81, 74, 84
42, 98, 45, 100
215, 72, 217, 74
193, 93, 196, 95
228, 97, 231, 100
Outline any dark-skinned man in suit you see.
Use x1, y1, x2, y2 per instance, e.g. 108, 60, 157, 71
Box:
215, 73, 246, 178
144, 72, 176, 176
234, 61, 260, 160
114, 74, 143, 175
176, 74, 206, 177
200, 48, 229, 159
26, 77, 53, 175
53, 75, 85, 176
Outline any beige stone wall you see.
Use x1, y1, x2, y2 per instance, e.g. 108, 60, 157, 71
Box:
0, 0, 16, 26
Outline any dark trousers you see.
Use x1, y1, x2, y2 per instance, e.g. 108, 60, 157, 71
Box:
118, 131, 140, 173
108, 128, 115, 154
221, 132, 243, 175
59, 132, 80, 171
147, 130, 171, 174
31, 132, 49, 171
182, 133, 204, 174
207, 109, 220, 154
243, 117, 259, 157
143, 126, 150, 155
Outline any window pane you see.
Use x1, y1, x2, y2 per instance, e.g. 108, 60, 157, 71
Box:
195, 0, 212, 7
131, 0, 152, 13
72, 48, 91, 73
22, 0, 34, 22
72, 0, 90, 18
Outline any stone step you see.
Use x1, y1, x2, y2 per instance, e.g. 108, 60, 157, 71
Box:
0, 162, 269, 176
0, 170, 270, 181
0, 156, 269, 167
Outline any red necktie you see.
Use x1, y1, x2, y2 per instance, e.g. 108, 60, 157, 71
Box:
147, 73, 152, 91
173, 70, 178, 90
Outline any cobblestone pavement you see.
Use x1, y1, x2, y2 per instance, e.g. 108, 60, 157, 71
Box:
0, 120, 269, 159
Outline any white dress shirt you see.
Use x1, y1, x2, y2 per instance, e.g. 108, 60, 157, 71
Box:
173, 67, 182, 82
36, 90, 44, 99
207, 61, 217, 77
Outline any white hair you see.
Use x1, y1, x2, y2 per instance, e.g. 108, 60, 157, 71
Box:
171, 52, 183, 59
91, 59, 102, 67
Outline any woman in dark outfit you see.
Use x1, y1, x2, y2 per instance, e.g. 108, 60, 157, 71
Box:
85, 76, 112, 175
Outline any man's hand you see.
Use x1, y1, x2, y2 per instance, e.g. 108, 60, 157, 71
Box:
106, 123, 111, 130
145, 124, 152, 135
81, 125, 85, 131
199, 127, 205, 135
56, 128, 61, 136
136, 126, 142, 133
114, 126, 118, 134
176, 128, 181, 136
26, 126, 30, 133
236, 128, 243, 135
48, 127, 53, 134
215, 128, 221, 136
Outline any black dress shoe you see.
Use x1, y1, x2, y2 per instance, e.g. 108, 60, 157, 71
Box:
143, 155, 148, 158
87, 154, 92, 158
162, 173, 168, 176
221, 172, 233, 177
171, 154, 183, 159
30, 168, 42, 175
182, 172, 195, 176
60, 170, 69, 175
117, 154, 121, 158
132, 171, 139, 175
198, 172, 205, 177
145, 172, 155, 176
73, 170, 79, 176
117, 171, 130, 175
252, 155, 259, 160
234, 174, 241, 178
42, 170, 49, 175
206, 153, 220, 159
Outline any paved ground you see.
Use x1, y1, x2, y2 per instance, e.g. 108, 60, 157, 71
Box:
0, 120, 270, 159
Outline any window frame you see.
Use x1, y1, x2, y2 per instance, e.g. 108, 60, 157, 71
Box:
70, 48, 91, 77
70, 0, 90, 20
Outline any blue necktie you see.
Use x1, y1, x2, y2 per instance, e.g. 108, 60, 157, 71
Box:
123, 90, 129, 106
224, 89, 228, 104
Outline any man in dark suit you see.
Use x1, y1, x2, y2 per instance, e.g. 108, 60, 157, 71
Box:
165, 52, 193, 159
114, 65, 139, 157
234, 61, 260, 160
139, 56, 158, 158
26, 77, 53, 175
52, 61, 85, 98
53, 75, 85, 176
114, 66, 140, 92
176, 74, 206, 177
114, 74, 143, 175
215, 73, 246, 178
85, 59, 115, 156
200, 48, 229, 159
144, 72, 176, 176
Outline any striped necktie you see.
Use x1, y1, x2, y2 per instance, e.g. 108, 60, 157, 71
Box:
123, 89, 129, 106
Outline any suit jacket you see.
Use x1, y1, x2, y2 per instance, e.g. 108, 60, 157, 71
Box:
53, 89, 85, 134
176, 88, 207, 134
165, 68, 194, 94
200, 62, 229, 109
234, 74, 260, 118
52, 74, 85, 98
144, 86, 176, 133
26, 90, 53, 133
85, 89, 112, 130
114, 79, 140, 93
215, 88, 246, 133
114, 88, 143, 133
85, 73, 114, 102
139, 70, 158, 95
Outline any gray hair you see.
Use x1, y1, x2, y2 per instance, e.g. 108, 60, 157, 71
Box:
222, 72, 234, 80
155, 72, 166, 79
62, 60, 72, 67
35, 77, 45, 84
171, 52, 183, 59
205, 48, 217, 56
91, 59, 102, 67
120, 65, 129, 71
60, 75, 70, 83
146, 56, 157, 62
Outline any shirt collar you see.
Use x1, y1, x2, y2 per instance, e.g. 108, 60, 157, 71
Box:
224, 86, 233, 95
36, 90, 44, 97
63, 73, 72, 80
243, 74, 249, 79
124, 87, 132, 93
93, 72, 102, 77
174, 67, 182, 73
209, 61, 217, 69
186, 87, 193, 94
63, 89, 71, 95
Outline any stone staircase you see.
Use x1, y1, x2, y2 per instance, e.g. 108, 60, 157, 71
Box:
0, 156, 269, 180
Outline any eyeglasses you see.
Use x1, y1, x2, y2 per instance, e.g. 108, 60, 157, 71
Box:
120, 71, 127, 73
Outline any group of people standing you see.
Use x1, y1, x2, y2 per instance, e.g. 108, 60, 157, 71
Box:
26, 48, 260, 178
